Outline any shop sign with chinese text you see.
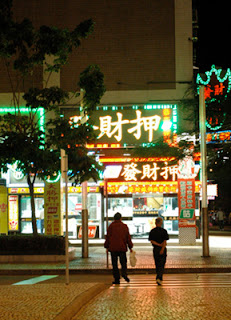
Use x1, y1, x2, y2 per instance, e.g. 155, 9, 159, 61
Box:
177, 157, 196, 228
196, 65, 231, 131
65, 104, 178, 146
178, 179, 196, 227
105, 160, 199, 183
196, 65, 231, 100
104, 162, 180, 183
8, 195, 19, 231
44, 181, 62, 235
77, 226, 98, 239
106, 181, 201, 195
206, 130, 231, 143
0, 186, 8, 234
107, 182, 178, 194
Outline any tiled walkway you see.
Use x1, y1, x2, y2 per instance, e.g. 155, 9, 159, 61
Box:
0, 235, 230, 273
0, 234, 230, 320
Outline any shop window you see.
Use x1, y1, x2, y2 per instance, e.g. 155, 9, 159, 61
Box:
107, 197, 133, 218
20, 196, 44, 234
63, 193, 101, 239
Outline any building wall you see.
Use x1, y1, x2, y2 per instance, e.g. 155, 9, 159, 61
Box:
0, 0, 192, 109
59, 0, 176, 93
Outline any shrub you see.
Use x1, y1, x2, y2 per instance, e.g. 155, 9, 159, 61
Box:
0, 235, 65, 255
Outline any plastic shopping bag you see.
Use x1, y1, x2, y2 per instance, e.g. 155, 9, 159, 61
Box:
129, 250, 137, 267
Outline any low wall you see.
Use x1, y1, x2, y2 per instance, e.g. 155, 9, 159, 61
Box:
0, 248, 76, 263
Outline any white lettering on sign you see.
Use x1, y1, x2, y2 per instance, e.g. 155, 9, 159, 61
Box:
97, 112, 129, 141
94, 111, 161, 142
127, 110, 161, 142
121, 163, 142, 181
141, 163, 160, 180
121, 162, 179, 182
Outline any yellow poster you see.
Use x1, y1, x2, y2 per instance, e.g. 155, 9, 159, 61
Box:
0, 186, 8, 234
44, 181, 62, 235
8, 195, 19, 231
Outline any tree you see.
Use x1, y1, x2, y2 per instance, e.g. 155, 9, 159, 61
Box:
0, 0, 105, 235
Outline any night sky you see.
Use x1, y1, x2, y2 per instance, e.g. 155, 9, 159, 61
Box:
196, 1, 231, 72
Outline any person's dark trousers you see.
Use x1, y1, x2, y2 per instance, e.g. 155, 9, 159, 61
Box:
219, 220, 224, 230
41, 219, 44, 234
153, 247, 167, 281
111, 251, 127, 281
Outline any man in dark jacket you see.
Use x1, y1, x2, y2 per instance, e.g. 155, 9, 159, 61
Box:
104, 212, 133, 284
148, 217, 169, 285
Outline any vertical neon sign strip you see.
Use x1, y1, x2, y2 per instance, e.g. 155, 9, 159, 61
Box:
172, 105, 178, 133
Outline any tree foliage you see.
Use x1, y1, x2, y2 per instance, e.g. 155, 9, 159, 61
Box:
131, 138, 194, 166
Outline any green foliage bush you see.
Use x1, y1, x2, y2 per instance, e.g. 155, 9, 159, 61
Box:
0, 235, 65, 255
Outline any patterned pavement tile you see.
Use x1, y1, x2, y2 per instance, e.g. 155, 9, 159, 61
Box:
0, 283, 97, 320
73, 274, 231, 320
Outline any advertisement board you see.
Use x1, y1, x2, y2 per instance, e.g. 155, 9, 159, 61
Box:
104, 161, 179, 183
8, 195, 19, 231
44, 181, 62, 235
0, 186, 8, 234
77, 226, 98, 239
178, 179, 196, 228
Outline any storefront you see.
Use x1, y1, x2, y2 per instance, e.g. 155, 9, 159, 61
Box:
7, 185, 103, 238
102, 158, 201, 237
64, 103, 201, 238
63, 186, 102, 239
8, 187, 44, 234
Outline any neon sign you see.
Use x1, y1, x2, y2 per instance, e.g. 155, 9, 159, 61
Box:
95, 110, 161, 142
206, 130, 231, 143
0, 106, 45, 133
196, 65, 231, 96
105, 181, 202, 195
107, 162, 179, 182
68, 104, 177, 146
121, 162, 179, 182
196, 65, 231, 131
204, 83, 225, 100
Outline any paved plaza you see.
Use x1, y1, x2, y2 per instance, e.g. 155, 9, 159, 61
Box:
0, 234, 230, 319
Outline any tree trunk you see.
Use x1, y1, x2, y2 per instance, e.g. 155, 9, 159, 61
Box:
27, 175, 38, 236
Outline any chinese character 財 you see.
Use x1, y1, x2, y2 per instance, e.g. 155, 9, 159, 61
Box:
141, 163, 160, 181
96, 112, 129, 141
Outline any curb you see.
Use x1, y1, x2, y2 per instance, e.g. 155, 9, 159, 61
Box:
0, 267, 230, 275
54, 283, 109, 320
